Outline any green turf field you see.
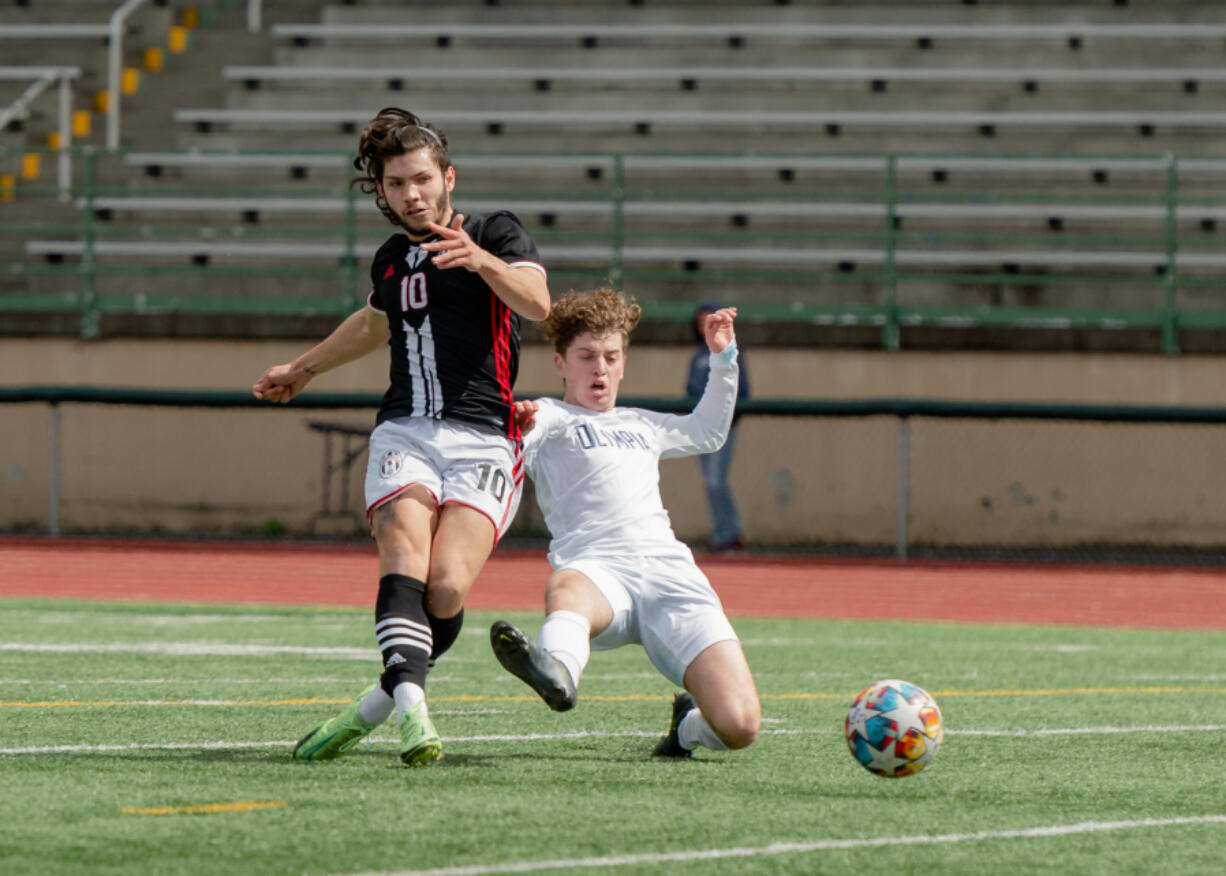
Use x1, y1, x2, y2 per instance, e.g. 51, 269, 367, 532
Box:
2, 597, 1225, 875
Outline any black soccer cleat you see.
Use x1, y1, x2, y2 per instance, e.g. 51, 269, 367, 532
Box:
652, 692, 696, 758
489, 620, 577, 712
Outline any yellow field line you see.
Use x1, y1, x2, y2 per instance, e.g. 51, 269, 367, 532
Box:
120, 800, 284, 816
4, 685, 1226, 709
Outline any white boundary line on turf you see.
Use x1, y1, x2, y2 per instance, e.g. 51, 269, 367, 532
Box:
0, 677, 372, 686
0, 731, 656, 755
957, 724, 1226, 737
333, 816, 1226, 876
7, 724, 1226, 756
0, 642, 373, 658
1, 741, 299, 754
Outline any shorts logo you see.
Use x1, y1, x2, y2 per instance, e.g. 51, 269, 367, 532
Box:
379, 451, 404, 479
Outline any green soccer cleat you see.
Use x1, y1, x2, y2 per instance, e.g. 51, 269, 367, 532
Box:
292, 684, 379, 761
398, 701, 443, 767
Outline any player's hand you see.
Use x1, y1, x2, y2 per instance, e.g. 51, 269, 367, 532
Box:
513, 399, 539, 433
704, 306, 738, 353
420, 213, 490, 273
252, 363, 311, 404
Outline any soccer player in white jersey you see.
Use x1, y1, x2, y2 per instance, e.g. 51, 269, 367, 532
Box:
252, 108, 549, 767
490, 288, 760, 757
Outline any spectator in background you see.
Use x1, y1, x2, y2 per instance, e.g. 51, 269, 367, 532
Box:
686, 299, 748, 553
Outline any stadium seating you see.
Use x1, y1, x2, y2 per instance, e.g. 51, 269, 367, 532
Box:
7, 1, 1226, 350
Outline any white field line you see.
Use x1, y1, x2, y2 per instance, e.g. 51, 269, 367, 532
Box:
333, 816, 1226, 876
1, 740, 298, 754
5, 637, 902, 653
6, 724, 1226, 756
956, 724, 1226, 737
9, 611, 325, 625
0, 677, 371, 686
0, 642, 374, 659
0, 730, 656, 755
2, 639, 1196, 661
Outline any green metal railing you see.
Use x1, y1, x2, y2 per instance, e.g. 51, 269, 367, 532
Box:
9, 384, 1226, 556
5, 146, 1225, 351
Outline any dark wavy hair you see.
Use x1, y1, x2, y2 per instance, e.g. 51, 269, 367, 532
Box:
543, 287, 643, 355
352, 107, 451, 226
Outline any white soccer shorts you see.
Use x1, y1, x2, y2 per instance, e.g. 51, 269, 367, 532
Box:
563, 553, 739, 688
365, 417, 524, 540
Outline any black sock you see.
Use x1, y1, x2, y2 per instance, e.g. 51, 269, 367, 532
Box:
374, 574, 432, 697
427, 608, 464, 662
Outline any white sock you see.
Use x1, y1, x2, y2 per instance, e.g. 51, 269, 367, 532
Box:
678, 707, 728, 752
537, 609, 591, 687
358, 685, 395, 726
392, 681, 426, 720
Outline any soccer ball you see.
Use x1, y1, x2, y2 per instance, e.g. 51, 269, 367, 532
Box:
844, 679, 943, 778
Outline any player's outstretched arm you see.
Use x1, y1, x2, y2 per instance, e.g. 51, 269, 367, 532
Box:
421, 214, 551, 321
655, 306, 740, 459
704, 306, 738, 353
252, 306, 390, 404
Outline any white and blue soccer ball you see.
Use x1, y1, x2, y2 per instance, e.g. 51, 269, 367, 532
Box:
844, 679, 943, 778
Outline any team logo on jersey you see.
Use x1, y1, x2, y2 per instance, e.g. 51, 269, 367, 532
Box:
574, 424, 650, 451
379, 450, 404, 479
405, 247, 428, 270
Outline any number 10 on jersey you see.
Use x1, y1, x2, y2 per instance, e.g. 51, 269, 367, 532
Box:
401, 273, 428, 310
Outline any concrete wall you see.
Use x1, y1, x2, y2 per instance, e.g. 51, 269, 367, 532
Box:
5, 337, 1226, 549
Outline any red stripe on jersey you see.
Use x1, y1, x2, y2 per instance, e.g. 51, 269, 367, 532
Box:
490, 295, 519, 441
383, 264, 395, 279
510, 444, 525, 490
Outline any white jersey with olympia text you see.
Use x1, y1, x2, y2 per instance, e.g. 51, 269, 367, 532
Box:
523, 342, 739, 569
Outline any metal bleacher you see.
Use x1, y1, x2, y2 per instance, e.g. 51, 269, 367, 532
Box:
8, 1, 1226, 351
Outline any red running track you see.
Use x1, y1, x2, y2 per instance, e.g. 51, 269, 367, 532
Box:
2, 536, 1225, 630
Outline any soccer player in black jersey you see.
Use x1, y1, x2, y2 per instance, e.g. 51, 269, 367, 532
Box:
253, 108, 550, 767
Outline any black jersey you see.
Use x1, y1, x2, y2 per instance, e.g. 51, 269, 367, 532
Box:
367, 210, 545, 440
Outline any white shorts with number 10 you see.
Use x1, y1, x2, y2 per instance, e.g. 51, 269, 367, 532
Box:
364, 417, 524, 541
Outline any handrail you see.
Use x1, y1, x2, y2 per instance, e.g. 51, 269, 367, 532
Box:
106, 0, 150, 150
0, 67, 80, 195
8, 385, 1226, 422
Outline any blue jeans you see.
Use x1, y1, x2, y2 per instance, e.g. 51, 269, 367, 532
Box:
698, 426, 743, 547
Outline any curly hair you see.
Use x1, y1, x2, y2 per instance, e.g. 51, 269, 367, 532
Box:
351, 107, 451, 226
543, 287, 642, 355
